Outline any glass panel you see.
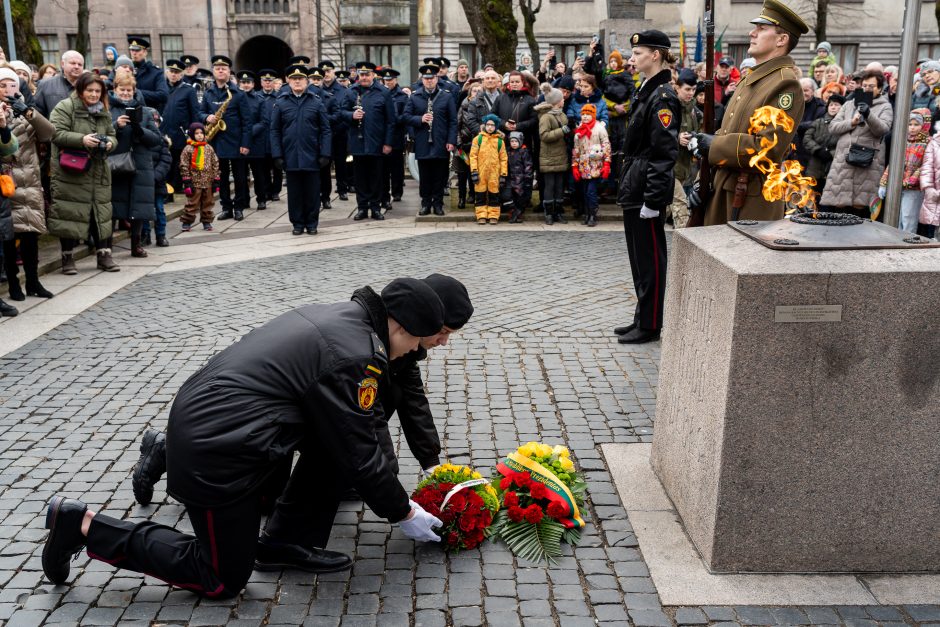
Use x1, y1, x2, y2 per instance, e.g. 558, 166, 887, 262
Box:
263, 0, 270, 12
272, 0, 279, 13
391, 44, 411, 85
39, 35, 59, 65
346, 44, 367, 66
283, 0, 289, 12
832, 44, 858, 74
66, 34, 77, 52
918, 43, 940, 61
726, 44, 750, 68
161, 35, 184, 65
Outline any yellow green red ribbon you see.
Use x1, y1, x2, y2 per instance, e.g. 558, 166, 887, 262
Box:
497, 452, 585, 529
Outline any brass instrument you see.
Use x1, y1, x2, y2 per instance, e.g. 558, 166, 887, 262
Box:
426, 90, 434, 144
355, 91, 364, 140
205, 88, 232, 141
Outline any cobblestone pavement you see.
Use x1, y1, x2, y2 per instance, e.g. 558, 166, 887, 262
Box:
0, 232, 937, 626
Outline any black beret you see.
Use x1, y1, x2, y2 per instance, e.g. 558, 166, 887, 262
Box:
630, 30, 671, 50
423, 274, 473, 330
677, 68, 697, 86
381, 278, 445, 337
827, 93, 845, 105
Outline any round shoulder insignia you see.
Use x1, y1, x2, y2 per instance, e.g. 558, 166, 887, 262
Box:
778, 92, 794, 111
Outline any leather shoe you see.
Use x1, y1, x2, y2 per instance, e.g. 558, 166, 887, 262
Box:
371, 210, 385, 220
254, 536, 353, 573
257, 201, 267, 210
613, 322, 637, 336
418, 206, 431, 216
458, 199, 466, 209
292, 227, 304, 235
433, 207, 445, 216
353, 209, 368, 221
218, 210, 234, 220
156, 236, 170, 247
0, 298, 18, 317
322, 199, 331, 210
234, 210, 244, 221
42, 495, 88, 584
392, 195, 402, 202
132, 430, 166, 506
617, 327, 661, 344
338, 192, 349, 201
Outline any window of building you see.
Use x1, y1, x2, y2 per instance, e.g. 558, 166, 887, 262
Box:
726, 44, 750, 67
282, 0, 289, 11
918, 43, 940, 61
161, 35, 184, 65
66, 34, 78, 52
345, 43, 412, 83
831, 44, 858, 74
39, 35, 59, 65
458, 44, 484, 74
550, 44, 589, 68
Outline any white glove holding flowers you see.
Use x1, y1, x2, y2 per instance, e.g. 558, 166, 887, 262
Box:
400, 499, 443, 542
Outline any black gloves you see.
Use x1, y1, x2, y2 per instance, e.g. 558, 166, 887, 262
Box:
471, 172, 479, 183
8, 97, 29, 118
274, 157, 285, 171
561, 125, 571, 135
856, 102, 870, 119
692, 133, 714, 159
499, 175, 507, 187
318, 156, 331, 169
687, 181, 703, 210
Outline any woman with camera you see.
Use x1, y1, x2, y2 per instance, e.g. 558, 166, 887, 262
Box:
0, 66, 55, 302
108, 74, 161, 257
49, 72, 118, 274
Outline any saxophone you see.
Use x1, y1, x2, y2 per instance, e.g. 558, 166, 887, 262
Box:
205, 88, 232, 141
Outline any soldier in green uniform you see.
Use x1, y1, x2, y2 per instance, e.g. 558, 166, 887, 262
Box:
694, 0, 809, 224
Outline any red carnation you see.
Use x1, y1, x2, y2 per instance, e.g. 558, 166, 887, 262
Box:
447, 531, 459, 545
459, 514, 479, 532
503, 491, 519, 507
514, 473, 531, 488
529, 481, 548, 500
524, 504, 544, 524
547, 501, 567, 519
500, 477, 512, 490
448, 493, 467, 512
508, 506, 525, 523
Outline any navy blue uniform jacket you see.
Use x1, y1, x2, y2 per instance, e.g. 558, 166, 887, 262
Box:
404, 88, 458, 159
199, 82, 253, 159
339, 82, 396, 156
270, 90, 333, 171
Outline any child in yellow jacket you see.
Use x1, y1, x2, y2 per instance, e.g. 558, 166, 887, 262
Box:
469, 114, 508, 224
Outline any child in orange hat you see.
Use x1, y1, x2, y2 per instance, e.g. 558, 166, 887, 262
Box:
571, 103, 611, 226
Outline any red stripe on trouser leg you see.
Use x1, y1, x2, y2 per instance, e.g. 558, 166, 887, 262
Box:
650, 219, 660, 329
207, 510, 219, 574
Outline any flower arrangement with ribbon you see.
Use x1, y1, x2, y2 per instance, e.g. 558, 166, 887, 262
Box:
410, 463, 500, 551
487, 442, 587, 563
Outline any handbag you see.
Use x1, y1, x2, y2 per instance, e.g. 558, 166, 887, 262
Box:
107, 150, 136, 174
846, 143, 876, 168
58, 150, 91, 175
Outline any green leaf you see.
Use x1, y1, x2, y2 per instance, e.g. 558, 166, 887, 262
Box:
495, 519, 566, 565
561, 526, 582, 546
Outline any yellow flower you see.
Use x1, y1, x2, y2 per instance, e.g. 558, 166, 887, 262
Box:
559, 457, 575, 471
552, 445, 570, 458
536, 443, 552, 458
471, 471, 482, 479
518, 443, 538, 458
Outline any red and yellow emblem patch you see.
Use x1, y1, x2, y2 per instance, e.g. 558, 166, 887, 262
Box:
657, 109, 673, 129
358, 377, 378, 410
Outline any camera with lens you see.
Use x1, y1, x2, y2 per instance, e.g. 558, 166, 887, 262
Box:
92, 134, 111, 157
6, 93, 29, 118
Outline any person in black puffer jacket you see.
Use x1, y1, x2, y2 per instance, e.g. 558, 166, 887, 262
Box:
143, 111, 173, 247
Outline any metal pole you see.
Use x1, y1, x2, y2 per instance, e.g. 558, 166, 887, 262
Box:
883, 0, 920, 228
316, 0, 322, 61
3, 0, 16, 59
410, 0, 418, 85
438, 0, 444, 57
206, 0, 216, 57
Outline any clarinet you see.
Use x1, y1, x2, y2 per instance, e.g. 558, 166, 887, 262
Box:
427, 90, 434, 144
355, 91, 364, 140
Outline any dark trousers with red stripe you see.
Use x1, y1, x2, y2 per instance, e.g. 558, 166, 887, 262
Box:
622, 208, 667, 331
85, 496, 261, 599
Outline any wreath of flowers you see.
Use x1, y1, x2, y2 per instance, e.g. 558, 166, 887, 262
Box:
487, 442, 588, 564
410, 463, 500, 551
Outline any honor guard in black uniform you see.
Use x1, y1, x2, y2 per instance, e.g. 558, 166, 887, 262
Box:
258, 69, 283, 202
271, 64, 332, 234
236, 70, 270, 210
128, 37, 169, 112
379, 68, 408, 209
615, 31, 681, 344
341, 62, 397, 220
200, 55, 252, 220
320, 60, 352, 201
404, 64, 458, 216
42, 279, 449, 596
181, 55, 201, 86
162, 59, 199, 205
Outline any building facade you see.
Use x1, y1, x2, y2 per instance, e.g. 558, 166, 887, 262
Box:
34, 0, 938, 83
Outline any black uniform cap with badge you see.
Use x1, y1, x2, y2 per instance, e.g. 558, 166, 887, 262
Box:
211, 55, 233, 67
284, 64, 309, 80
318, 60, 336, 71
307, 66, 325, 80
181, 54, 200, 68
289, 55, 312, 65
165, 59, 185, 73
335, 70, 351, 80
237, 70, 256, 85
259, 68, 278, 81
379, 67, 400, 82
629, 30, 671, 51
127, 36, 151, 51
355, 61, 377, 75
418, 64, 439, 79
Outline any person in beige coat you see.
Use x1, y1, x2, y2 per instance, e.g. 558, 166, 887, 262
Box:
1, 67, 55, 300
819, 70, 893, 217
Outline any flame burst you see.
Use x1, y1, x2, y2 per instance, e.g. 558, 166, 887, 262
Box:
745, 106, 818, 215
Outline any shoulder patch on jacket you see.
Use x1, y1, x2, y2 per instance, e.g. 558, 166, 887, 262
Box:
657, 109, 674, 129
778, 93, 794, 111
358, 376, 379, 410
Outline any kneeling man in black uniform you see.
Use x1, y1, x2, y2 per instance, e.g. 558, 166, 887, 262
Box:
41, 278, 447, 598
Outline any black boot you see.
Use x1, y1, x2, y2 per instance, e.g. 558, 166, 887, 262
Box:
132, 430, 166, 506
418, 204, 431, 216
509, 209, 521, 224
25, 280, 54, 299
322, 199, 331, 210
544, 209, 554, 225
553, 202, 568, 224
254, 534, 353, 573
353, 208, 368, 221
218, 210, 234, 220
587, 207, 597, 227
42, 496, 88, 584
371, 208, 385, 220
6, 275, 24, 301
458, 198, 466, 209
156, 236, 170, 247
0, 298, 18, 317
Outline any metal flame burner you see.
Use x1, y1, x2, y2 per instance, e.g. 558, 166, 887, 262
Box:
727, 215, 940, 251
788, 211, 864, 227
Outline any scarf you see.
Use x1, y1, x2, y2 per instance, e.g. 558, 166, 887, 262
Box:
86, 102, 104, 114
575, 118, 596, 140
187, 138, 207, 171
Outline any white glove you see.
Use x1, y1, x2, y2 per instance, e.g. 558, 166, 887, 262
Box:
878, 186, 887, 200
419, 465, 440, 479
639, 204, 660, 219
399, 499, 443, 542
